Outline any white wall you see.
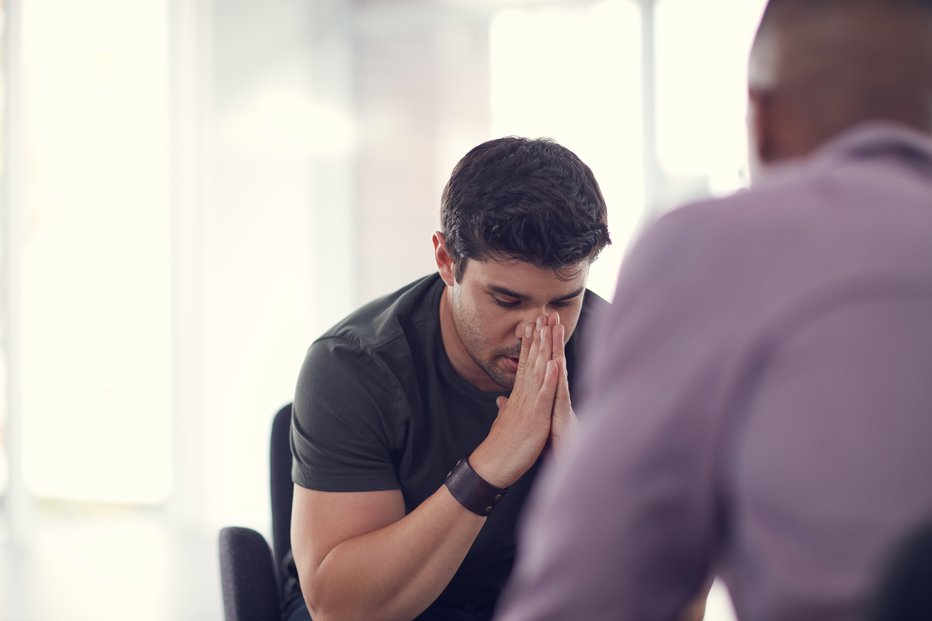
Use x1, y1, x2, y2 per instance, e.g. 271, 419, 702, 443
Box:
0, 1, 765, 618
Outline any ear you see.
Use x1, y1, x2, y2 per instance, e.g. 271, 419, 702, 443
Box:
432, 232, 456, 287
748, 88, 776, 165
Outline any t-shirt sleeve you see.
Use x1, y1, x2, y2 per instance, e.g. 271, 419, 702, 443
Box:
291, 336, 402, 492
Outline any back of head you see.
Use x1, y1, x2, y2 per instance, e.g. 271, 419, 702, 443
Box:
440, 137, 610, 281
749, 0, 932, 159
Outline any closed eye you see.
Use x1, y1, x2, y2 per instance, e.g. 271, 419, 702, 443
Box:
493, 298, 521, 309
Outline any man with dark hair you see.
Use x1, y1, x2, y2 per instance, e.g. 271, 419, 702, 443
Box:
496, 1, 932, 620
284, 136, 611, 621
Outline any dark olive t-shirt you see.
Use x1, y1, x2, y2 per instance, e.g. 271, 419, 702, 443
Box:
290, 273, 607, 618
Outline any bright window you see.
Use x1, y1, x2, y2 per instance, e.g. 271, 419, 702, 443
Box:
654, 0, 768, 198
0, 4, 6, 505
19, 0, 171, 504
489, 0, 644, 299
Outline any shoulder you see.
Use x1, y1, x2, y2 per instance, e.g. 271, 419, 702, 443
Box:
298, 273, 443, 403
318, 273, 443, 354
619, 171, 827, 295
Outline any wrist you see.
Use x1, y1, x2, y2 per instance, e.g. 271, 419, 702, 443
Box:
444, 457, 508, 516
467, 444, 514, 489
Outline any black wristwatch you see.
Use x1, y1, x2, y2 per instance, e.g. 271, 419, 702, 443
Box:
444, 458, 508, 516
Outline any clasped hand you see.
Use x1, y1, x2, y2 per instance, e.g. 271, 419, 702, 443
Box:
469, 313, 577, 489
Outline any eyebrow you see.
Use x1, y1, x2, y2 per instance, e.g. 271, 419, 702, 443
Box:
487, 285, 585, 303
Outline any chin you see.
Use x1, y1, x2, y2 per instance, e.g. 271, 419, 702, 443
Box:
484, 367, 515, 391
488, 376, 514, 391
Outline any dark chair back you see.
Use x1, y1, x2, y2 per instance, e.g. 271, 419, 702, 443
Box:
219, 526, 280, 621
270, 402, 295, 585
218, 403, 298, 621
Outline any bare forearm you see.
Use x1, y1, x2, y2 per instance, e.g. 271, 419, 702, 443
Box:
303, 487, 485, 621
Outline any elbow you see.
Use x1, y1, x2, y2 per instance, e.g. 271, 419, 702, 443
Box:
296, 558, 407, 621
304, 599, 367, 621
294, 556, 366, 621
293, 565, 327, 621
303, 598, 328, 621
301, 591, 340, 621
297, 578, 359, 621
296, 575, 336, 621
303, 587, 405, 621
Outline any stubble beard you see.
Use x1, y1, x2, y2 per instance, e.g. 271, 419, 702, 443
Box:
451, 298, 519, 390
467, 341, 520, 390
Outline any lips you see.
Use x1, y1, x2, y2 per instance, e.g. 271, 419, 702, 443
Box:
502, 356, 519, 372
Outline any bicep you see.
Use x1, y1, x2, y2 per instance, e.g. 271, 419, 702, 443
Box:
290, 484, 406, 580
293, 339, 402, 490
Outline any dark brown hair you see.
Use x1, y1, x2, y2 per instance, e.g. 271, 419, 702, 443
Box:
440, 137, 610, 282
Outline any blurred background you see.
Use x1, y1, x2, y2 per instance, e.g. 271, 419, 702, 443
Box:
0, 0, 765, 618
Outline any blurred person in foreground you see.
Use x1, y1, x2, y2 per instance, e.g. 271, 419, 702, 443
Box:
284, 137, 622, 621
495, 1, 932, 620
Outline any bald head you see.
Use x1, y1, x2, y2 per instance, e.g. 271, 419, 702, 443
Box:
748, 0, 932, 164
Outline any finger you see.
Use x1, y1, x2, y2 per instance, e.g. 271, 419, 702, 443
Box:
537, 324, 554, 369
536, 359, 560, 404
514, 322, 534, 386
555, 357, 571, 410
496, 395, 509, 410
526, 320, 543, 377
518, 322, 533, 361
547, 311, 559, 328
526, 324, 553, 389
553, 322, 567, 368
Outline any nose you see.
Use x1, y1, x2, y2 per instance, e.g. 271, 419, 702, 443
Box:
513, 309, 551, 339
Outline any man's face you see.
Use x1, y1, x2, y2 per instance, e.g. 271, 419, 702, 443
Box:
438, 252, 590, 392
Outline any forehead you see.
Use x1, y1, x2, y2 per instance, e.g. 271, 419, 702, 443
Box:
462, 257, 589, 297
